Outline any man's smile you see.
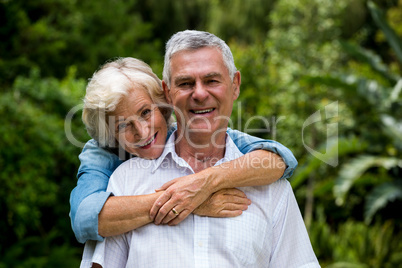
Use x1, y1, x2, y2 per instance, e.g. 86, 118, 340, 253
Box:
190, 108, 215, 114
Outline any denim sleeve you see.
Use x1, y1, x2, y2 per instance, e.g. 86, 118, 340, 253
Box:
226, 128, 298, 179
69, 139, 123, 243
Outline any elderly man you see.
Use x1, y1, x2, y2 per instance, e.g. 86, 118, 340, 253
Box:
87, 30, 320, 267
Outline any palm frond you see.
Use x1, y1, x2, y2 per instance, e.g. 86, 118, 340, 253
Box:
365, 181, 402, 223
340, 40, 399, 84
381, 114, 402, 145
368, 1, 402, 65
334, 156, 402, 205
291, 137, 365, 189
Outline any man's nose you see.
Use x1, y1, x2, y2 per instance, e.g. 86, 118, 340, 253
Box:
192, 83, 209, 102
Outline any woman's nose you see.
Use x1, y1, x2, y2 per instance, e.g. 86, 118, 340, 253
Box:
134, 119, 150, 140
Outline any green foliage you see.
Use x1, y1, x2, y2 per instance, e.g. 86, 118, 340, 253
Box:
0, 69, 88, 260
206, 0, 277, 43
0, 230, 81, 268
0, 0, 162, 84
365, 181, 402, 223
339, 41, 399, 83
1, 0, 401, 266
291, 137, 367, 189
296, 0, 402, 225
334, 156, 402, 205
368, 1, 402, 64
310, 212, 402, 267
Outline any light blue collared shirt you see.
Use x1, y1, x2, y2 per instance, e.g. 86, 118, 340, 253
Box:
70, 126, 297, 243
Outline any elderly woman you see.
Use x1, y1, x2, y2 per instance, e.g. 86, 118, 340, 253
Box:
70, 57, 297, 244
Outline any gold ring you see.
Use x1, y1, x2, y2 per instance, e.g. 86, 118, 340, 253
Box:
172, 208, 179, 215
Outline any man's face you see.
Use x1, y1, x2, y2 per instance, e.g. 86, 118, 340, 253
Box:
163, 47, 240, 139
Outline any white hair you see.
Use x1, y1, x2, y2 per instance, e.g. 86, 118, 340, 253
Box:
162, 30, 237, 88
82, 57, 173, 147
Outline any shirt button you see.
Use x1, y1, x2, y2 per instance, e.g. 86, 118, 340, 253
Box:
198, 241, 203, 247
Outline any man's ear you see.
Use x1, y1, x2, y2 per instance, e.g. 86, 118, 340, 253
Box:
162, 80, 172, 104
232, 71, 241, 100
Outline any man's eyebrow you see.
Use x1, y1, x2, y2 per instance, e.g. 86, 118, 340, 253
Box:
174, 75, 192, 84
204, 72, 222, 79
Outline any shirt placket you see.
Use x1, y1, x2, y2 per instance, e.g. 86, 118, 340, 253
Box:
194, 215, 209, 268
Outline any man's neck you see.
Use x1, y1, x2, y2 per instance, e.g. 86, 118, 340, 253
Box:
174, 129, 226, 173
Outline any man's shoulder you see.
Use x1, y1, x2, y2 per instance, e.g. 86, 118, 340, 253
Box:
263, 179, 292, 200
221, 134, 244, 161
113, 156, 154, 174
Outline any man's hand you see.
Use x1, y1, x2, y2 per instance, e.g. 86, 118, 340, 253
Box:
150, 172, 215, 225
193, 188, 251, 217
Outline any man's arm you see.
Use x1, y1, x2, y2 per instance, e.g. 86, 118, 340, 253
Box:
270, 180, 320, 267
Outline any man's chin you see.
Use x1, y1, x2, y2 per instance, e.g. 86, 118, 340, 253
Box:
182, 124, 227, 137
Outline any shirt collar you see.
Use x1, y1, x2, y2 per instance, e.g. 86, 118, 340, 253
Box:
151, 131, 186, 173
215, 134, 244, 166
151, 130, 244, 173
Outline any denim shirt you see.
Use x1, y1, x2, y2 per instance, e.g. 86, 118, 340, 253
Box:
69, 127, 297, 243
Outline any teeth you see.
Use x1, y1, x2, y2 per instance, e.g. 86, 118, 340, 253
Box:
193, 108, 213, 114
140, 135, 155, 147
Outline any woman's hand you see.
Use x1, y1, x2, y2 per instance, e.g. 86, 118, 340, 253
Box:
149, 171, 217, 226
193, 188, 251, 217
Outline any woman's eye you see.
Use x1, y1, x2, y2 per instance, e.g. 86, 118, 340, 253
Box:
142, 109, 151, 116
141, 109, 152, 119
117, 122, 128, 131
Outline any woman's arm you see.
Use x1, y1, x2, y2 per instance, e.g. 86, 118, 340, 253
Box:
99, 188, 250, 237
71, 138, 250, 241
151, 150, 285, 225
226, 128, 298, 179
150, 129, 297, 225
98, 193, 161, 237
69, 139, 122, 243
71, 129, 296, 242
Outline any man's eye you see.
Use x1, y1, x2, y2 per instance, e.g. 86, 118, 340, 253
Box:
179, 82, 192, 87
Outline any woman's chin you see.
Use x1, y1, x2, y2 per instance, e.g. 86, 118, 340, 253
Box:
129, 147, 164, 160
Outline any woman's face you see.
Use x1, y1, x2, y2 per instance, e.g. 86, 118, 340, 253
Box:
111, 87, 168, 159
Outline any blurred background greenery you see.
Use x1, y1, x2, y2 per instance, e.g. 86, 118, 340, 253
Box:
1, 0, 401, 267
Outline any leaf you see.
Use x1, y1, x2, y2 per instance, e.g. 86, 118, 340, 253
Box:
364, 181, 402, 223
368, 1, 402, 65
301, 74, 357, 91
339, 40, 399, 83
326, 262, 368, 268
389, 79, 402, 103
291, 137, 366, 189
356, 79, 387, 109
334, 156, 402, 205
304, 73, 398, 113
381, 114, 402, 145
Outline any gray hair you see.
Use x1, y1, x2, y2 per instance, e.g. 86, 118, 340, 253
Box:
162, 30, 237, 88
82, 57, 173, 147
